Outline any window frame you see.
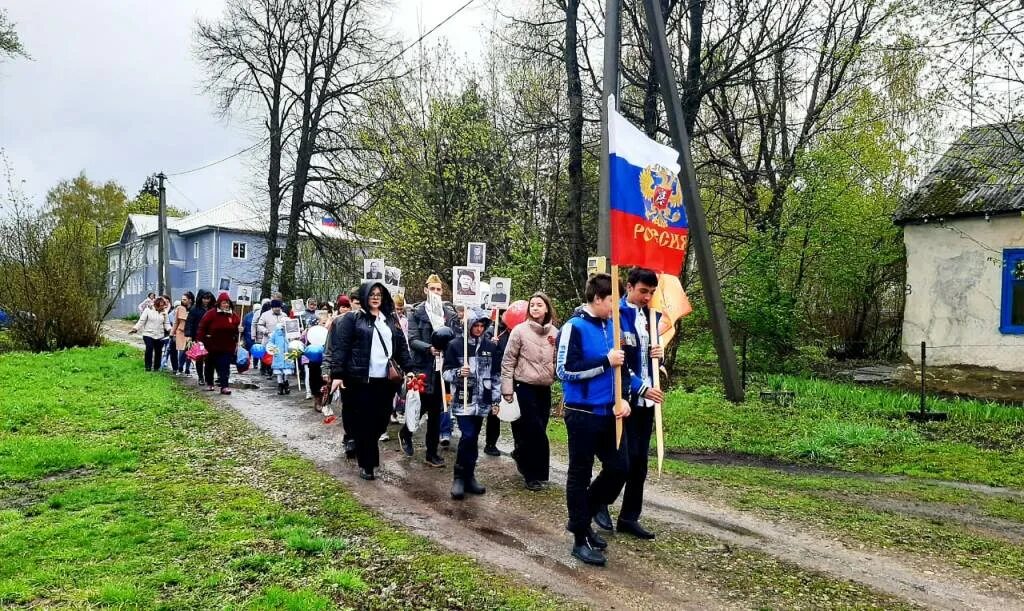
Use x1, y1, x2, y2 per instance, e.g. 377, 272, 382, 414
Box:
1000, 248, 1024, 335
231, 241, 247, 260
193, 241, 200, 260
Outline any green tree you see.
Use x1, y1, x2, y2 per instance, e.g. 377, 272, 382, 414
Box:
0, 9, 27, 60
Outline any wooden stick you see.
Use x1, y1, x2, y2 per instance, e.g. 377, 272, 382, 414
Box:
611, 264, 624, 448
463, 313, 469, 411
650, 310, 664, 478
438, 354, 449, 412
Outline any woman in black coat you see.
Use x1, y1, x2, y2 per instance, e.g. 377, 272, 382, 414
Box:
185, 290, 214, 387
328, 282, 413, 480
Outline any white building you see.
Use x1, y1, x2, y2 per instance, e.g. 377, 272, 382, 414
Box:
896, 123, 1024, 372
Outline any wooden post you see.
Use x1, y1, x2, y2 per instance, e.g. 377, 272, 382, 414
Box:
611, 265, 625, 448
650, 312, 664, 477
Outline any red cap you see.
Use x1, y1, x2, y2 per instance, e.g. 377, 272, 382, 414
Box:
217, 292, 231, 304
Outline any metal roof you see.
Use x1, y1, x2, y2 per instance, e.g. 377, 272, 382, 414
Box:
894, 123, 1024, 224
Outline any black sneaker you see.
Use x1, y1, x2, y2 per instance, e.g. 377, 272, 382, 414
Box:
464, 477, 486, 495
572, 543, 606, 567
358, 468, 375, 481
525, 480, 543, 492
440, 437, 451, 448
586, 527, 607, 550
424, 454, 445, 468
483, 445, 500, 457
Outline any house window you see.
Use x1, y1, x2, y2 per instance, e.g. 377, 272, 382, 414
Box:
1000, 248, 1024, 334
194, 242, 200, 260
232, 241, 247, 260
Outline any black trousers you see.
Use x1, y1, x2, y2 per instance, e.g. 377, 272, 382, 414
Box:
168, 344, 180, 372
510, 382, 551, 482
209, 351, 232, 389
346, 378, 399, 471
143, 336, 163, 371
485, 413, 501, 447
620, 405, 654, 522
564, 407, 629, 535
399, 372, 442, 457
196, 358, 215, 385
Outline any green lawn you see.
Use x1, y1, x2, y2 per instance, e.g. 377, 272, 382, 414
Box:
0, 345, 558, 609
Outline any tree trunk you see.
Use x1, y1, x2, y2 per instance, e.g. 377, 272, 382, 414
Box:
565, 0, 586, 286
261, 91, 284, 297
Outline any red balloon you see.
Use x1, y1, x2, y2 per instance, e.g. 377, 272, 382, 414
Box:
261, 352, 274, 366
502, 300, 529, 330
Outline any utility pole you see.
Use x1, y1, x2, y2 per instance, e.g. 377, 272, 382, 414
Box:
157, 172, 168, 296
597, 0, 621, 257
643, 0, 744, 402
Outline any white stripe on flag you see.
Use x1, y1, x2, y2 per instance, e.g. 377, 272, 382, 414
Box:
607, 96, 681, 173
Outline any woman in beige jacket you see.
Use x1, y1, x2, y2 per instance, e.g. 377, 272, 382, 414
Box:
500, 291, 559, 490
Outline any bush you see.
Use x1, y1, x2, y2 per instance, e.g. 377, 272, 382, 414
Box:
0, 172, 119, 351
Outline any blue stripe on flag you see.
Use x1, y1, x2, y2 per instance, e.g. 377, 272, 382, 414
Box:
609, 154, 688, 230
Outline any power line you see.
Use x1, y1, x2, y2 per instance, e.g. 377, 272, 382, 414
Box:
165, 138, 268, 177
164, 178, 200, 211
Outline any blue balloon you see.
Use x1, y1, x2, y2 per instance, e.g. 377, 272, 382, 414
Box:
303, 344, 324, 364
250, 344, 266, 359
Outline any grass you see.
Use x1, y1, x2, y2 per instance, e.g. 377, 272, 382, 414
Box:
0, 345, 559, 609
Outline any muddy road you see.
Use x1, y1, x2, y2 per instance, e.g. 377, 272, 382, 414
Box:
105, 324, 1024, 610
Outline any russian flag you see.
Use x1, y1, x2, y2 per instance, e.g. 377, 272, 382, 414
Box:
608, 97, 689, 275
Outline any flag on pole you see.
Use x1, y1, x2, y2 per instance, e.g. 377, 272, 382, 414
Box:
321, 216, 338, 227
608, 97, 689, 275
650, 273, 692, 346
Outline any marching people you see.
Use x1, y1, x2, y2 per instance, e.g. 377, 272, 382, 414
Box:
137, 291, 156, 314
196, 292, 241, 394
556, 273, 632, 567
186, 291, 215, 387
500, 292, 559, 491
303, 311, 329, 409
300, 297, 319, 328
267, 322, 295, 395
328, 282, 412, 481
442, 313, 499, 499
335, 294, 351, 317
400, 274, 458, 467
129, 296, 170, 371
591, 268, 666, 539
256, 299, 288, 378
173, 291, 194, 377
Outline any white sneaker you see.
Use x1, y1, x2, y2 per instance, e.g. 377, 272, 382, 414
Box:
305, 393, 312, 400
378, 432, 389, 442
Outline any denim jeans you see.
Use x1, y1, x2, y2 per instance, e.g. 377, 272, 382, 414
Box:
563, 407, 629, 535
455, 415, 484, 479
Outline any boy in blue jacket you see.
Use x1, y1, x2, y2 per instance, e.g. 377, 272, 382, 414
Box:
592, 267, 666, 540
556, 273, 635, 567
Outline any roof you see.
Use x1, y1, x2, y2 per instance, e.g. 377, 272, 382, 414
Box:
894, 123, 1024, 224
110, 201, 375, 246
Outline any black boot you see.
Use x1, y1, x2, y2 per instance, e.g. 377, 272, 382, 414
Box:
277, 382, 285, 395
593, 505, 614, 531
344, 438, 356, 460
617, 519, 656, 540
586, 527, 607, 550
283, 380, 290, 395
464, 472, 486, 495
451, 466, 466, 500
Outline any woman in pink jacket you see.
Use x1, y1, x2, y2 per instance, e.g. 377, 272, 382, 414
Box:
500, 292, 559, 491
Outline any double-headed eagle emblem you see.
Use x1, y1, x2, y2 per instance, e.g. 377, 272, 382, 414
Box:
639, 164, 683, 227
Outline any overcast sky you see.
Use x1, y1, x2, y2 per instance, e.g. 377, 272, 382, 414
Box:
0, 0, 491, 212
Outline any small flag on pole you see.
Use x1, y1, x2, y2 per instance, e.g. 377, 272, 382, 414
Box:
321, 216, 338, 227
608, 97, 689, 275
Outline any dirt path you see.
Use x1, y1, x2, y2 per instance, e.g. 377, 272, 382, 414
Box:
103, 323, 1024, 610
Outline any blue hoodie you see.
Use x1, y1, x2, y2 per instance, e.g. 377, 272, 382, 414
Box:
619, 296, 660, 404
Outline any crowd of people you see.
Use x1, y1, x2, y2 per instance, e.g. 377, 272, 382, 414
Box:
132, 267, 667, 568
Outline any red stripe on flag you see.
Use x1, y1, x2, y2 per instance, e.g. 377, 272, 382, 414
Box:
610, 209, 689, 275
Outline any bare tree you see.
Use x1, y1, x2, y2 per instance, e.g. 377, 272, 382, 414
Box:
196, 0, 300, 297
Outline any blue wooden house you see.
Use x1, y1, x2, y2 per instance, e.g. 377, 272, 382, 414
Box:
105, 201, 371, 317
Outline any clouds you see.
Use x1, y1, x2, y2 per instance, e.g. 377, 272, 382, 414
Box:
0, 0, 487, 212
